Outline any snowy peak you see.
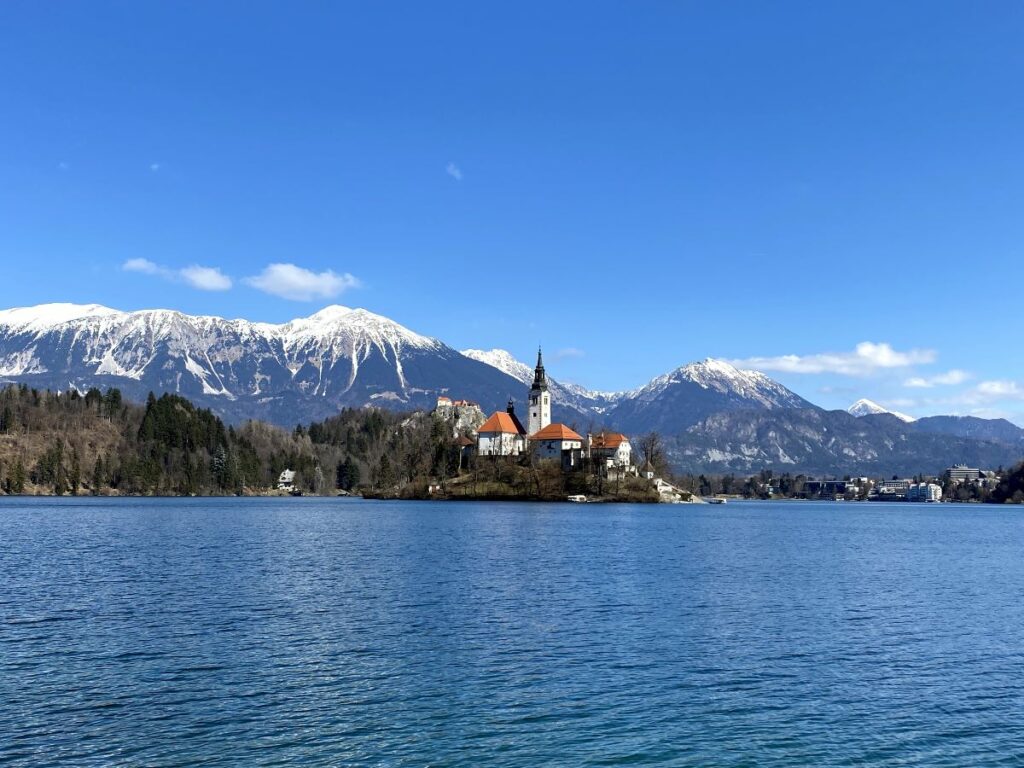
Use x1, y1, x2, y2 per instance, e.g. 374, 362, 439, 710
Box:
280, 305, 441, 351
633, 357, 807, 409
0, 303, 123, 334
461, 349, 534, 385
848, 398, 916, 423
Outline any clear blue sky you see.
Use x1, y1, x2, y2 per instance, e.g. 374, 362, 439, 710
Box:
2, 2, 1023, 422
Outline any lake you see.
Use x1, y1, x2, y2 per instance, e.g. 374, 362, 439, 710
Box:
2, 497, 1023, 766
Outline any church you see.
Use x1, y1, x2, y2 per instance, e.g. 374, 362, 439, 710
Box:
476, 349, 586, 469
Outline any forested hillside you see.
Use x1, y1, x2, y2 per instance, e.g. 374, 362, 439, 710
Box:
992, 464, 1024, 504
0, 385, 449, 496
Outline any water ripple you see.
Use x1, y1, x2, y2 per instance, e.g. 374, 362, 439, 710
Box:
2, 497, 1024, 766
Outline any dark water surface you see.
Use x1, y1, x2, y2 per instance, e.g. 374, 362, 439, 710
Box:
2, 498, 1024, 766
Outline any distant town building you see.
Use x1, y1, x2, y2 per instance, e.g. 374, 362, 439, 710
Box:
277, 469, 296, 491
943, 465, 984, 483
477, 401, 528, 456
907, 482, 943, 502
875, 479, 912, 499
531, 423, 585, 470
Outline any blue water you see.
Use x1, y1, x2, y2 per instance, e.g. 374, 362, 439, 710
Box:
2, 498, 1024, 766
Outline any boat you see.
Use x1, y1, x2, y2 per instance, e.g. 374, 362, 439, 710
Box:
567, 495, 587, 503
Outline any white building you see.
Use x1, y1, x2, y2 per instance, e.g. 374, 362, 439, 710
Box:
590, 432, 632, 468
907, 482, 943, 502
944, 464, 983, 483
277, 469, 296, 491
477, 402, 528, 456
530, 423, 585, 470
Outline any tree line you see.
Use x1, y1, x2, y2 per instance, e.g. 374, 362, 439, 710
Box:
0, 385, 445, 496
0, 383, 1021, 502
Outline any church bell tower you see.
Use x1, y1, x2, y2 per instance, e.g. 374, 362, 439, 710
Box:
527, 347, 551, 436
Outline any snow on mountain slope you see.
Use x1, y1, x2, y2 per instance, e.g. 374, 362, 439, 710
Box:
0, 303, 520, 422
848, 398, 916, 423
604, 358, 814, 435
0, 303, 122, 334
629, 358, 809, 408
2, 303, 1019, 473
461, 349, 534, 385
281, 306, 441, 352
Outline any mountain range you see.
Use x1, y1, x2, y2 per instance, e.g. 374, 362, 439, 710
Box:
1, 302, 1021, 475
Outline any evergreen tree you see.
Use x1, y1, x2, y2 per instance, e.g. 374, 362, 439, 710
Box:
336, 457, 361, 491
11, 458, 25, 494
212, 445, 228, 488
376, 454, 395, 489
91, 456, 104, 496
70, 448, 81, 496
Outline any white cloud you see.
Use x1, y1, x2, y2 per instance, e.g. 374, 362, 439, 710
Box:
554, 347, 585, 360
926, 380, 1024, 409
904, 369, 972, 388
122, 259, 231, 291
731, 342, 937, 377
445, 162, 463, 181
150, 162, 162, 172
244, 263, 360, 301
123, 258, 165, 276
180, 265, 232, 291
974, 380, 1024, 400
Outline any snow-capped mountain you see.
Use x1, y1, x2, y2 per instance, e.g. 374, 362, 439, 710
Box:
1, 302, 1019, 474
848, 398, 916, 423
626, 359, 808, 407
0, 303, 524, 424
606, 358, 813, 434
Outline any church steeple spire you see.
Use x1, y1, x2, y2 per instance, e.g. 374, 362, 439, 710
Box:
532, 346, 548, 390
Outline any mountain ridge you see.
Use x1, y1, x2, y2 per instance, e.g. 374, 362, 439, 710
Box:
1, 303, 1020, 474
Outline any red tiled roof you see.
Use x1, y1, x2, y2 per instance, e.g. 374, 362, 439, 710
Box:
479, 411, 526, 435
530, 423, 584, 441
456, 435, 475, 446
592, 432, 628, 449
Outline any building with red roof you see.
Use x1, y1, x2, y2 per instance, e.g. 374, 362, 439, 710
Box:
530, 422, 585, 469
477, 400, 528, 456
590, 431, 633, 469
